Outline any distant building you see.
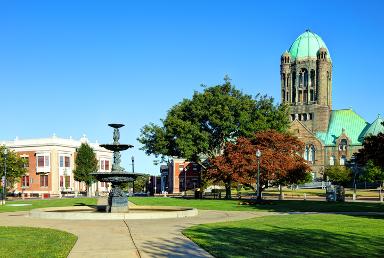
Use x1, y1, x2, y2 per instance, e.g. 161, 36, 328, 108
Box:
2, 135, 112, 198
281, 30, 384, 178
160, 159, 200, 194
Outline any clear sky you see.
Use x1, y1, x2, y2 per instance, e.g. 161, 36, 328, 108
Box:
1, 1, 383, 175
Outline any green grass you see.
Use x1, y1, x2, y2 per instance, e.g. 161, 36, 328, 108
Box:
0, 226, 77, 258
183, 214, 384, 258
129, 197, 384, 212
0, 198, 97, 213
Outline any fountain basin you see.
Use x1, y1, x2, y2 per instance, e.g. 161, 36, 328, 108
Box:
29, 205, 198, 220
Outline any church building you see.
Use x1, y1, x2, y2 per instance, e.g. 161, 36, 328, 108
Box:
281, 30, 384, 179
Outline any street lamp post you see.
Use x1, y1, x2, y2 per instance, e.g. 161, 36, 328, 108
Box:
256, 149, 261, 200
2, 148, 8, 205
131, 156, 135, 194
184, 167, 187, 193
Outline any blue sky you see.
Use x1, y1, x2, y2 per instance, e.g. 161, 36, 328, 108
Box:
1, 1, 383, 174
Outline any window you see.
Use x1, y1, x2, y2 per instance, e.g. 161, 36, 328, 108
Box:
100, 159, 110, 171
36, 154, 50, 173
309, 145, 315, 164
329, 156, 335, 166
40, 175, 49, 187
60, 176, 64, 187
339, 139, 348, 151
59, 155, 70, 168
304, 146, 308, 160
65, 176, 70, 188
340, 155, 347, 166
21, 157, 29, 168
21, 176, 30, 187
65, 157, 70, 168
304, 145, 315, 164
105, 160, 110, 171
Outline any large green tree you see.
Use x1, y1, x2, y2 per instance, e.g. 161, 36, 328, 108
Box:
73, 143, 98, 196
0, 146, 27, 194
138, 77, 290, 170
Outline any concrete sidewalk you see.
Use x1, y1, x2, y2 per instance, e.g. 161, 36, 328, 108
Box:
0, 210, 273, 258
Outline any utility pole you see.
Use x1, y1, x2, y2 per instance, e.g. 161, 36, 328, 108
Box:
131, 156, 135, 193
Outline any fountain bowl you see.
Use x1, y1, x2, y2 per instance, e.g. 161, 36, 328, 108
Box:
100, 144, 133, 152
92, 172, 144, 183
108, 123, 125, 128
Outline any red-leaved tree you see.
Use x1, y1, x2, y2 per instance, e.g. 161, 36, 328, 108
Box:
206, 130, 311, 199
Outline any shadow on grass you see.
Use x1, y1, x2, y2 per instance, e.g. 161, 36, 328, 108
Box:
237, 199, 384, 213
139, 235, 211, 258
183, 226, 384, 258
74, 203, 87, 206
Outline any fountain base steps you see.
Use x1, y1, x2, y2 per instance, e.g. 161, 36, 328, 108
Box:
28, 205, 198, 220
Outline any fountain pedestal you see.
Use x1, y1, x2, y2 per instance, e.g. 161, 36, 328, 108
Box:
92, 124, 143, 213
109, 185, 128, 213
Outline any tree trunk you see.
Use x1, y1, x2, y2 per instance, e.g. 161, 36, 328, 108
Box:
279, 185, 284, 200
224, 179, 232, 199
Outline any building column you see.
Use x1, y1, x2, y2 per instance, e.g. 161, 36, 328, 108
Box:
288, 74, 292, 102
296, 73, 299, 104
307, 74, 311, 103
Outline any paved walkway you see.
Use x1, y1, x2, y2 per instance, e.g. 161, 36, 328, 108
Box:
0, 209, 277, 258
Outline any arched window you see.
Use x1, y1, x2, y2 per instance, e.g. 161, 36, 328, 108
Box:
340, 155, 347, 166
310, 145, 315, 164
304, 145, 315, 164
303, 146, 309, 160
329, 156, 335, 166
339, 139, 348, 151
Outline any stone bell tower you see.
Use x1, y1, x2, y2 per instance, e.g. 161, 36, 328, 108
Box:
281, 30, 332, 133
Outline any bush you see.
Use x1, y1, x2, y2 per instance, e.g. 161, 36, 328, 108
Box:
324, 166, 352, 186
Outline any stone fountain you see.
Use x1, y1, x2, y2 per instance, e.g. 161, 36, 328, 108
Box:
28, 123, 198, 220
92, 123, 143, 213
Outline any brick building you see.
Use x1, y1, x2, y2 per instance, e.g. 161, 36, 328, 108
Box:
160, 159, 200, 194
2, 135, 112, 197
282, 30, 384, 178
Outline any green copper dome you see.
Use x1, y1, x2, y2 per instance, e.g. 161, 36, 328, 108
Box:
288, 30, 331, 61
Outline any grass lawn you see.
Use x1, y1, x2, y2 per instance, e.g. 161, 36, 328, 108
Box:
183, 214, 384, 258
129, 197, 384, 212
0, 197, 97, 213
0, 226, 77, 258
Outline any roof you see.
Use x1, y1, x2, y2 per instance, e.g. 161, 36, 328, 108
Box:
288, 30, 331, 61
363, 115, 384, 137
316, 109, 369, 146
2, 135, 112, 153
